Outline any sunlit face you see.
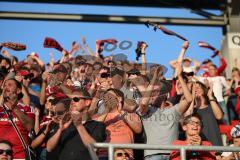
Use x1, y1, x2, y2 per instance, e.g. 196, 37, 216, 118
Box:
232, 70, 240, 79
0, 143, 12, 160
111, 75, 123, 89
114, 149, 130, 160
68, 92, 90, 113
149, 84, 167, 107
183, 60, 191, 67
0, 59, 10, 69
208, 66, 217, 76
183, 117, 202, 136
3, 80, 20, 98
233, 137, 240, 147
194, 83, 204, 97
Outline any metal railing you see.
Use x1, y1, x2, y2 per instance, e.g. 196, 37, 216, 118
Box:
88, 143, 240, 160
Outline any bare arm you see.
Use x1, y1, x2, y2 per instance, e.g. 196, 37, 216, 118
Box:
46, 129, 62, 152
39, 71, 49, 105
138, 67, 161, 114
31, 56, 45, 68
76, 124, 96, 147
177, 41, 189, 63
46, 120, 71, 152
12, 106, 34, 131
175, 64, 193, 115
141, 43, 147, 75
207, 83, 223, 120
31, 133, 46, 149
21, 85, 30, 106
120, 112, 142, 134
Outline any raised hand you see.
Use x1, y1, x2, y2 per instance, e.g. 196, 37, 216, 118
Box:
71, 111, 82, 127
42, 71, 50, 83
59, 117, 72, 131
207, 82, 214, 99
189, 135, 202, 145
182, 41, 189, 49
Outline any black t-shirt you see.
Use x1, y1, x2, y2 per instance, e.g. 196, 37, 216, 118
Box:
194, 105, 223, 146
47, 120, 106, 160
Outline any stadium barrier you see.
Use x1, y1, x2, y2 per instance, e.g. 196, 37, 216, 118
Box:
87, 143, 240, 160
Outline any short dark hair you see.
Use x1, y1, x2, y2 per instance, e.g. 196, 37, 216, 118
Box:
183, 113, 202, 126
6, 78, 22, 89
72, 88, 92, 99
105, 88, 124, 106
0, 139, 13, 148
209, 64, 217, 69
111, 68, 125, 77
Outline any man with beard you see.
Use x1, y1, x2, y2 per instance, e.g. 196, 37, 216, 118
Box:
0, 78, 34, 159
46, 89, 106, 160
136, 64, 193, 160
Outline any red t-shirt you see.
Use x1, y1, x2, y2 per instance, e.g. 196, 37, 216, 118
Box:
0, 103, 35, 159
170, 140, 216, 160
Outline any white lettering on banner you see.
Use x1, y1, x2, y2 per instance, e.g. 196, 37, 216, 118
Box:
228, 33, 240, 49
0, 117, 19, 122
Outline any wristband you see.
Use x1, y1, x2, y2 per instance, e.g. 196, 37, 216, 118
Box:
209, 99, 216, 102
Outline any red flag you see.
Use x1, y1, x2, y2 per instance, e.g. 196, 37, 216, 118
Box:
198, 41, 219, 58
158, 25, 188, 41
1, 42, 26, 51
96, 39, 118, 55
145, 21, 188, 41
44, 37, 69, 54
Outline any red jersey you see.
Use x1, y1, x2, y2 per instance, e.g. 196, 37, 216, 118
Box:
170, 140, 216, 160
0, 103, 35, 159
203, 57, 227, 77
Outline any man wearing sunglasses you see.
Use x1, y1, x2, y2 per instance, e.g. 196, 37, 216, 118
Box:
0, 140, 13, 160
46, 89, 106, 160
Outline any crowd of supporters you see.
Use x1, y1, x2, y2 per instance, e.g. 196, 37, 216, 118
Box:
0, 38, 239, 160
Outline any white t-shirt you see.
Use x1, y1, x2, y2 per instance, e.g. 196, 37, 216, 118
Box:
198, 76, 230, 102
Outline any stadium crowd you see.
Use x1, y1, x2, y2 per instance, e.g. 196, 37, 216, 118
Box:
0, 37, 239, 160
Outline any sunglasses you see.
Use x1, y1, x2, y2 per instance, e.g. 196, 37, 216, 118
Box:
100, 73, 110, 78
116, 152, 130, 158
72, 97, 87, 102
0, 149, 13, 156
183, 72, 194, 77
47, 99, 55, 104
52, 110, 66, 116
23, 75, 32, 80
128, 73, 139, 77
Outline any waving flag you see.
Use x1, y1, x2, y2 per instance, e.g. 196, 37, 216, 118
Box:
0, 42, 26, 51
198, 41, 219, 58
145, 21, 188, 41
44, 37, 69, 54
96, 39, 118, 58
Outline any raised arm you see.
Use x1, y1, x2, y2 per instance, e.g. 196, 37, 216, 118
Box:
138, 67, 161, 114
207, 83, 223, 120
119, 111, 142, 134
141, 42, 148, 75
177, 41, 189, 63
175, 63, 193, 115
39, 71, 49, 105
46, 119, 71, 152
